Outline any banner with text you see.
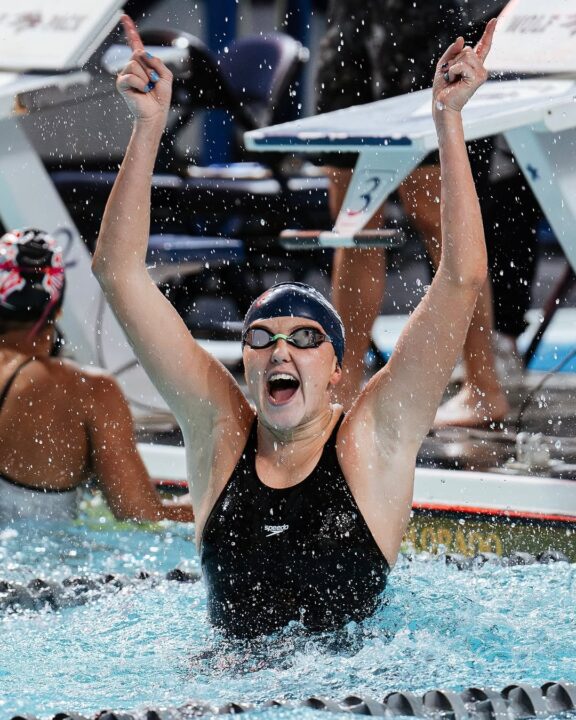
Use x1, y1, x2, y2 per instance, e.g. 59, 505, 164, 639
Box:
486, 0, 576, 74
0, 0, 124, 71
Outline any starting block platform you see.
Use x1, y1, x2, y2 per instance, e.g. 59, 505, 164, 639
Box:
245, 79, 576, 279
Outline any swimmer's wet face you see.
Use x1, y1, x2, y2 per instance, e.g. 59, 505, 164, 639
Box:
242, 282, 344, 431
243, 316, 341, 431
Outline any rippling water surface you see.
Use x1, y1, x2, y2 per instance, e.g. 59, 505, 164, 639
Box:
0, 515, 574, 719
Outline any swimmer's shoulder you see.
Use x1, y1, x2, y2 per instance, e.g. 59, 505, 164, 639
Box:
1, 355, 89, 391
41, 359, 129, 410
42, 358, 115, 385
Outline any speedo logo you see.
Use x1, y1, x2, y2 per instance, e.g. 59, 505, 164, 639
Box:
264, 524, 289, 537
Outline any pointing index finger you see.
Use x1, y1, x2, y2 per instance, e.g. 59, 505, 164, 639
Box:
475, 17, 497, 63
121, 14, 145, 53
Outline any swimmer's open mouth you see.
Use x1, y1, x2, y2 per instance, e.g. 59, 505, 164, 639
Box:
267, 373, 300, 404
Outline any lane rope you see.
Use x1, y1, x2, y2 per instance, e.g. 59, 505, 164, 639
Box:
0, 549, 569, 616
0, 568, 199, 615
8, 681, 576, 720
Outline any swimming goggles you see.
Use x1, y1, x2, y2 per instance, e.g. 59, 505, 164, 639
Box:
243, 326, 332, 350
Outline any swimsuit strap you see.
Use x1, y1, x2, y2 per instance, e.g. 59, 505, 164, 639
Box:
0, 357, 35, 414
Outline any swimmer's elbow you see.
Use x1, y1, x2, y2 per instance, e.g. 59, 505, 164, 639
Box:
92, 250, 141, 296
441, 260, 487, 292
91, 237, 129, 286
91, 248, 110, 286
461, 265, 488, 291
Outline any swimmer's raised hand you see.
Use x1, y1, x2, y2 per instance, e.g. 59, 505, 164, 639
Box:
116, 14, 172, 122
433, 18, 497, 116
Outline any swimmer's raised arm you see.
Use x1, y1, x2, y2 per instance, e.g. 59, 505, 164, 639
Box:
352, 20, 495, 442
92, 16, 252, 504
340, 20, 496, 563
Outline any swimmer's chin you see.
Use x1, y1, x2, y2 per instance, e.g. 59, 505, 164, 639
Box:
259, 410, 302, 435
257, 404, 307, 438
259, 405, 335, 443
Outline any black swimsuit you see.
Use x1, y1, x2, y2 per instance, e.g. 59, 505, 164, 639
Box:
201, 416, 390, 637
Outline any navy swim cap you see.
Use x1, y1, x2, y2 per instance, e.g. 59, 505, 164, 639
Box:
243, 282, 345, 365
0, 228, 65, 323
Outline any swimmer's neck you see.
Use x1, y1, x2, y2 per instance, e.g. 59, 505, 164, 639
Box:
0, 325, 55, 357
257, 404, 340, 462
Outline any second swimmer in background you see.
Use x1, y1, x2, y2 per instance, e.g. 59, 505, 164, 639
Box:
0, 228, 194, 524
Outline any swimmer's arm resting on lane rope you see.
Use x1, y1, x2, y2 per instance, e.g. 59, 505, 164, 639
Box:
92, 16, 253, 506
86, 372, 195, 523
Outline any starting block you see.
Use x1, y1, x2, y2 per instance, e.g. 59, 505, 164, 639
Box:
246, 78, 576, 269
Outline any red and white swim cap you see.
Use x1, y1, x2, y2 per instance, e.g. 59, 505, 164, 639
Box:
0, 228, 65, 322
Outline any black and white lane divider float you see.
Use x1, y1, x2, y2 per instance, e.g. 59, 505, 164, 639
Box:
0, 549, 570, 616
0, 568, 199, 614
8, 681, 576, 720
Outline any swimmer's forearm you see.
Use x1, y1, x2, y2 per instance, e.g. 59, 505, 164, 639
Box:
160, 499, 195, 523
434, 110, 487, 288
93, 118, 165, 283
117, 501, 194, 524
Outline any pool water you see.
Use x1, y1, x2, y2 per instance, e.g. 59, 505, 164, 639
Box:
0, 512, 575, 720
